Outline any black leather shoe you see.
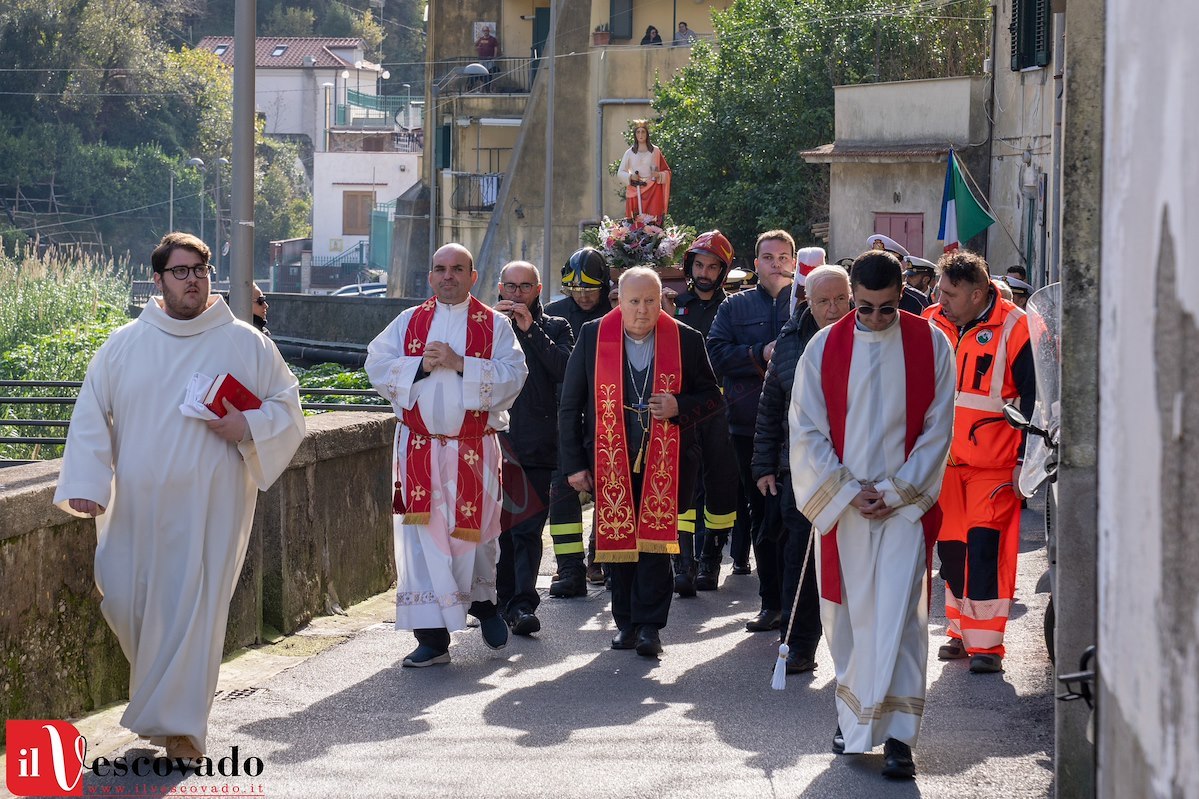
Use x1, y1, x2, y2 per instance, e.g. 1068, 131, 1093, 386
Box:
882, 738, 916, 779
635, 626, 663, 657
673, 571, 697, 598
695, 563, 720, 591
731, 562, 752, 576
548, 570, 587, 598
745, 609, 782, 632
785, 650, 817, 674
832, 726, 845, 755
508, 609, 541, 636
610, 628, 636, 650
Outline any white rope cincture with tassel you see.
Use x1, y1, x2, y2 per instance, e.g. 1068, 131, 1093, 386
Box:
771, 523, 815, 690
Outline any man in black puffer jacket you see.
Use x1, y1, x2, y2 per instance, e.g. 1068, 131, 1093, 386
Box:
751, 264, 852, 672
495, 261, 574, 635
707, 230, 796, 632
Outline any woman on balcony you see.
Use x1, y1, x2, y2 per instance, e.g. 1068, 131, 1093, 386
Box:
617, 120, 671, 224
640, 26, 663, 45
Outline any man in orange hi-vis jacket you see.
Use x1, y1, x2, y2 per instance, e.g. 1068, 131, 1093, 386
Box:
924, 250, 1036, 674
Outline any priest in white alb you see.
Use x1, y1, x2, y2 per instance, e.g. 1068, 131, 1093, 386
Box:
54, 232, 305, 762
366, 243, 528, 668
789, 250, 954, 780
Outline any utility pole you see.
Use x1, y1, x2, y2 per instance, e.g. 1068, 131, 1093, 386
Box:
229, 0, 255, 322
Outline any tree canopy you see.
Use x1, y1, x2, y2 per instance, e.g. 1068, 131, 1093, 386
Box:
0, 0, 314, 266
651, 0, 989, 261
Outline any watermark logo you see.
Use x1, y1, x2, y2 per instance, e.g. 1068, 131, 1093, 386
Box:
6, 720, 87, 797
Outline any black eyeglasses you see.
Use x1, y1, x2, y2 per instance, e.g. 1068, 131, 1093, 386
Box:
856, 304, 898, 317
254, 297, 267, 306
161, 264, 212, 280
501, 282, 537, 293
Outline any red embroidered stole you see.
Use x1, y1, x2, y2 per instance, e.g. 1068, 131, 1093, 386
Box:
392, 295, 496, 542
820, 311, 941, 603
593, 309, 683, 561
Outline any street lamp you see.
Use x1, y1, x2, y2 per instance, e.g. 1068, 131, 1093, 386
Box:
339, 69, 349, 125
401, 83, 411, 127
186, 157, 205, 243
428, 63, 490, 264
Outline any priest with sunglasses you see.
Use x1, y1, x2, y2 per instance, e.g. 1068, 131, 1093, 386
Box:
788, 250, 955, 780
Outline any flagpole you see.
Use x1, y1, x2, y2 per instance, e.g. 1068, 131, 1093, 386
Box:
952, 150, 1028, 264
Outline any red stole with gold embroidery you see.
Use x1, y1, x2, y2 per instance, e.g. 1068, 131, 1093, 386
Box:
392, 295, 496, 541
592, 309, 682, 561
820, 311, 942, 603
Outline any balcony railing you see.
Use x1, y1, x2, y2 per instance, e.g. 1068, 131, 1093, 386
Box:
450, 172, 503, 213
434, 56, 536, 95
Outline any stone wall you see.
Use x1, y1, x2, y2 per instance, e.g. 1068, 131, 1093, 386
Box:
0, 411, 397, 746
264, 294, 419, 347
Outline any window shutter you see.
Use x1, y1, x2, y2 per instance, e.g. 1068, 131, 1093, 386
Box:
1034, 0, 1052, 67
1009, 0, 1021, 71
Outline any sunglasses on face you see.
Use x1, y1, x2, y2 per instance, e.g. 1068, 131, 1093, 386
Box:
254, 297, 267, 306
856, 304, 899, 317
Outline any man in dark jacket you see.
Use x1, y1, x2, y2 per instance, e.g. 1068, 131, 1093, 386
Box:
495, 261, 574, 634
559, 267, 722, 656
707, 230, 795, 632
672, 231, 739, 594
544, 248, 613, 595
751, 264, 851, 672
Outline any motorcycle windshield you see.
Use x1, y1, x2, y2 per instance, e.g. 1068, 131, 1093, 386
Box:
1020, 283, 1061, 497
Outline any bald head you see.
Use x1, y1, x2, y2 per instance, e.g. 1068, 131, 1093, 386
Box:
428, 243, 477, 304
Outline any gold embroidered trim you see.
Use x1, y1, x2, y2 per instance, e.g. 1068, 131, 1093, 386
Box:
892, 478, 921, 507
836, 684, 925, 722
638, 539, 681, 555
594, 550, 640, 563
802, 467, 855, 521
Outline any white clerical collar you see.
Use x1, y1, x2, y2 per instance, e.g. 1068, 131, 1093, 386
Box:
436, 296, 472, 310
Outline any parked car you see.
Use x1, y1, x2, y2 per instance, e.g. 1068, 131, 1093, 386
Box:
331, 282, 388, 297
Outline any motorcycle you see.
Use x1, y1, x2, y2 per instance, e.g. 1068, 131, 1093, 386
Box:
1002, 282, 1061, 661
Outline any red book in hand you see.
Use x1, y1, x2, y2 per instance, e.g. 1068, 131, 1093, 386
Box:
203, 373, 262, 418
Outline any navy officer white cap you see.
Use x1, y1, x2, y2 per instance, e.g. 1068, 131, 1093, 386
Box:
866, 233, 910, 259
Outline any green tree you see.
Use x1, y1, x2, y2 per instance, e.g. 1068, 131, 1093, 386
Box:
352, 8, 386, 61
651, 0, 987, 259
263, 6, 316, 37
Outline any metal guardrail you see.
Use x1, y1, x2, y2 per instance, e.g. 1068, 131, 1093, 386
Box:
0, 381, 391, 464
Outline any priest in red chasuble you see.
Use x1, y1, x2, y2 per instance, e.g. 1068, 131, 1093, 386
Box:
367, 244, 528, 668
559, 266, 722, 657
789, 250, 955, 780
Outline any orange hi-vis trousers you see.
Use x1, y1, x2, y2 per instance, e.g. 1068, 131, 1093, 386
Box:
936, 463, 1021, 657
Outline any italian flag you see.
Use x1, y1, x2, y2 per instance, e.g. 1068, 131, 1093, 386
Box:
938, 149, 996, 252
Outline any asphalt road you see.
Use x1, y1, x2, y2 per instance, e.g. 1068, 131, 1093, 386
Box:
51, 499, 1055, 799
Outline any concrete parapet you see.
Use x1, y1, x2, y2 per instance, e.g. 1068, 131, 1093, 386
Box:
0, 411, 397, 744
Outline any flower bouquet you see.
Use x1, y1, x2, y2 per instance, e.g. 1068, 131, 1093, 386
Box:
580, 214, 696, 272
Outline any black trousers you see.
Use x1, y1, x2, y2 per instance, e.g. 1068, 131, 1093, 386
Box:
609, 553, 673, 632
777, 473, 822, 653
731, 433, 781, 610
497, 464, 552, 617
